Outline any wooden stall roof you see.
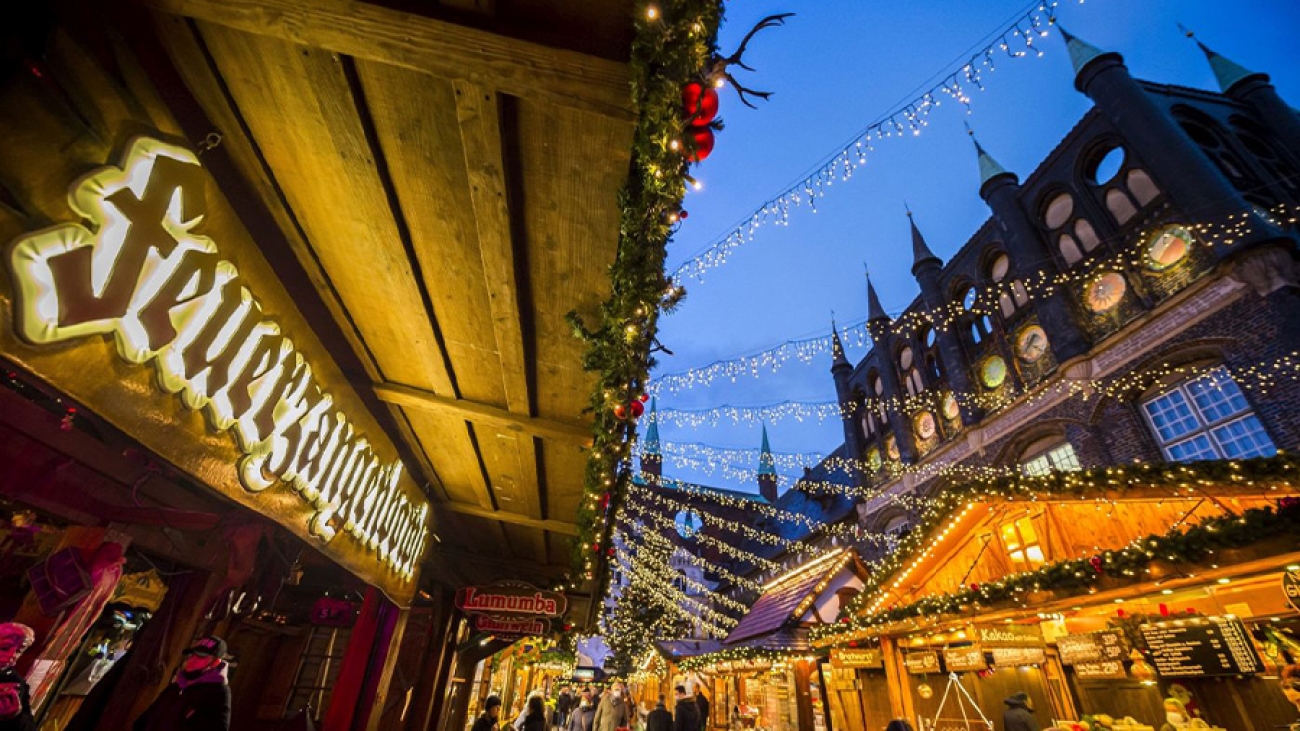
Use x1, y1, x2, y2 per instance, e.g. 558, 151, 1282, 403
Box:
132, 0, 639, 607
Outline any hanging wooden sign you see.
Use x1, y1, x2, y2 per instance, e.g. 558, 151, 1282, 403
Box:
455, 583, 567, 617
830, 647, 883, 669
903, 650, 939, 675
942, 646, 987, 672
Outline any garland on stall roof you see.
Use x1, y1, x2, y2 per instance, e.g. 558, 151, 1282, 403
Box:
563, 0, 727, 589
678, 646, 812, 671
812, 455, 1300, 643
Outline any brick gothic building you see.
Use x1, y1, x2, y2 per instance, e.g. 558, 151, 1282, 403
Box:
832, 31, 1300, 546
640, 31, 1300, 729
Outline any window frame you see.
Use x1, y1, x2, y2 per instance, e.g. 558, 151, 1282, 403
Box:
998, 516, 1046, 569
1139, 366, 1276, 462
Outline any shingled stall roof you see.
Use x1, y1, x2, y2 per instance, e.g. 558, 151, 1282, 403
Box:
127, 0, 644, 618
724, 548, 863, 646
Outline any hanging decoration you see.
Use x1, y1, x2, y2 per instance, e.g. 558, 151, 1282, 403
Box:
669, 0, 1072, 285
652, 202, 1299, 397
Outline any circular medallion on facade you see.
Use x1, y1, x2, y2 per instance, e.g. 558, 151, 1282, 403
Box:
1015, 325, 1049, 364
1085, 272, 1127, 313
885, 435, 900, 461
674, 510, 702, 540
866, 446, 882, 472
913, 411, 936, 440
942, 392, 960, 421
980, 356, 1008, 389
1145, 226, 1190, 271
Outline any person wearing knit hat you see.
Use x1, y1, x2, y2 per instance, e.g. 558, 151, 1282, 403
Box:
0, 623, 36, 731
132, 636, 231, 731
473, 695, 505, 731
1003, 692, 1040, 731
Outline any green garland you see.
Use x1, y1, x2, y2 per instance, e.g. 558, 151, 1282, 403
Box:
564, 2, 725, 597
813, 454, 1300, 643
678, 646, 810, 672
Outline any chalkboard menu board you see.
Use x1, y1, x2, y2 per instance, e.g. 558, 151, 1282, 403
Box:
1074, 660, 1126, 679
992, 647, 1046, 667
1139, 617, 1264, 678
1056, 631, 1126, 665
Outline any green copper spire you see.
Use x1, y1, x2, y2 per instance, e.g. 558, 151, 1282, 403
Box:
757, 423, 776, 476
1196, 40, 1262, 93
642, 398, 660, 455
966, 123, 1010, 186
1057, 25, 1108, 77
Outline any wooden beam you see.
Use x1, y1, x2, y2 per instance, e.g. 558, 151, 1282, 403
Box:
428, 548, 569, 579
375, 382, 591, 445
136, 0, 634, 120
455, 80, 545, 557
438, 502, 578, 536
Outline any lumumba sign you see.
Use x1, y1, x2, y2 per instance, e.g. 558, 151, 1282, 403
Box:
455, 583, 567, 617
6, 138, 429, 584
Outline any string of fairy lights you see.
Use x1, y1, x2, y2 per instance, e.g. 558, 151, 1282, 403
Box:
638, 526, 766, 591
668, 0, 1075, 286
651, 203, 1300, 397
647, 344, 1300, 430
612, 529, 750, 613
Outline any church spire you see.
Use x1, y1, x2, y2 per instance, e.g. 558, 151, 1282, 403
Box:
831, 321, 851, 372
1057, 25, 1109, 77
757, 424, 778, 502
1182, 26, 1264, 93
907, 206, 941, 273
966, 123, 1011, 187
642, 398, 660, 455
866, 272, 889, 323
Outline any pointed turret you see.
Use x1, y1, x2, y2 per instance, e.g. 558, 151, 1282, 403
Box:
1192, 39, 1265, 94
968, 127, 1012, 189
866, 275, 889, 323
908, 208, 941, 275
830, 323, 851, 373
757, 424, 778, 502
1057, 25, 1110, 78
639, 398, 662, 481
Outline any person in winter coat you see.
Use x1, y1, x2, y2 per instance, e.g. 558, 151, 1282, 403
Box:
672, 686, 700, 731
592, 683, 631, 731
885, 721, 914, 731
556, 686, 575, 729
1002, 692, 1041, 731
472, 695, 504, 731
0, 623, 36, 731
133, 636, 232, 731
522, 695, 548, 731
566, 689, 597, 731
694, 689, 709, 731
645, 695, 672, 731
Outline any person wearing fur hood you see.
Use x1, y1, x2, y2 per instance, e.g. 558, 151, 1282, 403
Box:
133, 636, 231, 731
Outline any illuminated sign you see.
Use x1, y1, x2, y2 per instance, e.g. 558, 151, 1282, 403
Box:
829, 647, 883, 669
471, 614, 551, 637
7, 138, 427, 581
455, 584, 567, 617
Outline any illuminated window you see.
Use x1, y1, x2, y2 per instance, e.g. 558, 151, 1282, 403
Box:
999, 517, 1046, 569
1022, 443, 1082, 476
1141, 366, 1276, 462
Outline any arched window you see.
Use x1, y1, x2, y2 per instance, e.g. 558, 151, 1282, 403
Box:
1059, 234, 1083, 264
1175, 107, 1261, 191
1042, 189, 1103, 265
1232, 116, 1300, 196
1126, 169, 1160, 206
1020, 436, 1082, 476
1106, 188, 1138, 224
1141, 365, 1276, 462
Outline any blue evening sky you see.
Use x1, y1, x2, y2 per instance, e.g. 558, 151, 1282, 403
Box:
648, 0, 1300, 493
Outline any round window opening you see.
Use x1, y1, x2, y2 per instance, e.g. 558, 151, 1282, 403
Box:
1090, 145, 1126, 184
961, 286, 978, 311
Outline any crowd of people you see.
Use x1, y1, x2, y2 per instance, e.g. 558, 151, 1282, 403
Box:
471, 683, 713, 731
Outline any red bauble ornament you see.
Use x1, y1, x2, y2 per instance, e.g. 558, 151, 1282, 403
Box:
1089, 555, 1104, 574
629, 400, 645, 418
679, 210, 689, 219
638, 393, 650, 403
682, 82, 719, 125
613, 403, 628, 419
968, 583, 980, 593
686, 126, 715, 162
607, 548, 615, 557
847, 640, 858, 648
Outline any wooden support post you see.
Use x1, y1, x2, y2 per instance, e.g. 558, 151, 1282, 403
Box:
323, 588, 405, 731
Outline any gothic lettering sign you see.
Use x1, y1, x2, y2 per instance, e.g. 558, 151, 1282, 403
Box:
471, 614, 550, 638
5, 138, 429, 593
830, 647, 883, 669
455, 583, 567, 617
971, 623, 1045, 647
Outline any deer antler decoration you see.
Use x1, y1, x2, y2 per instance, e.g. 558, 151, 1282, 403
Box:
708, 13, 793, 109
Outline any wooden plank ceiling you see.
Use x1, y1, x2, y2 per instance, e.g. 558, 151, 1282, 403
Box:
139, 0, 636, 599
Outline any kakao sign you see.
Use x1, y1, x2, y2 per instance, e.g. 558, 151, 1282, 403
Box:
7, 137, 428, 581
